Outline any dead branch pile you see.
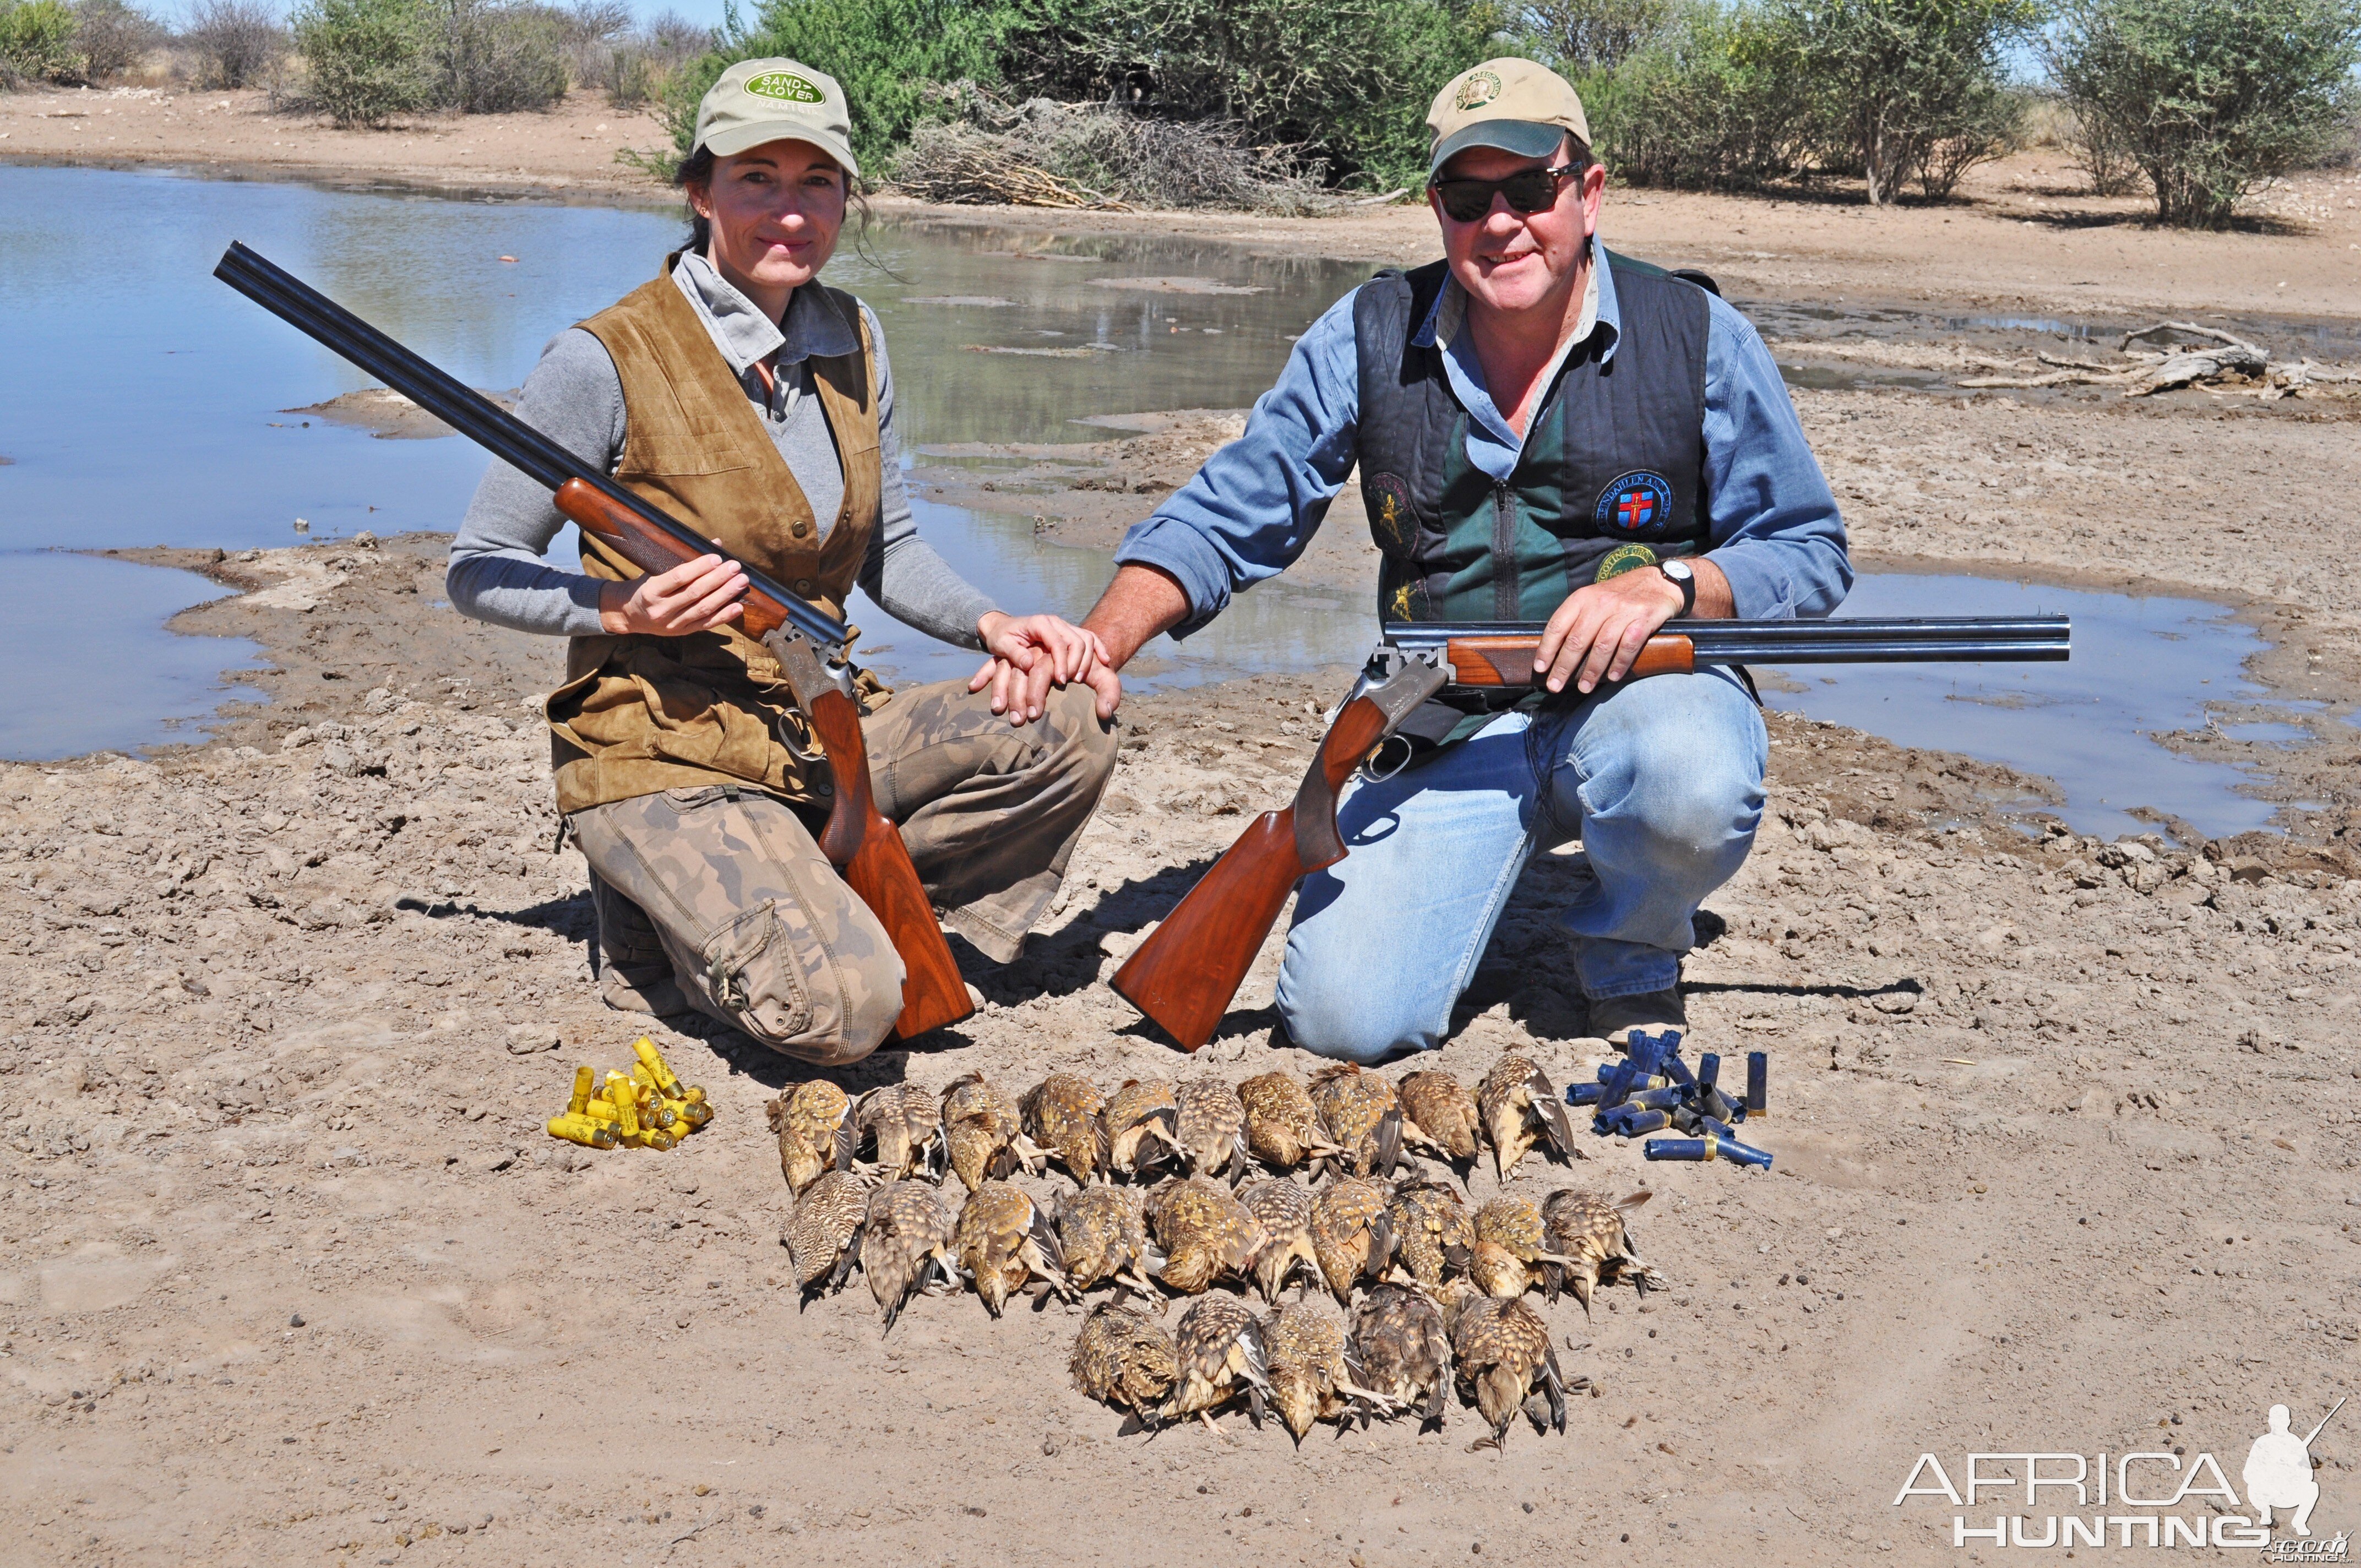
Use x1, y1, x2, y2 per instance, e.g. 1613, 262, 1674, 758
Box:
1959, 322, 2361, 401
892, 88, 1350, 215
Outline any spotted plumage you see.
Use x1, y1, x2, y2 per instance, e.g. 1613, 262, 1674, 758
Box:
1056, 1184, 1161, 1300
1395, 1069, 1483, 1169
1261, 1297, 1392, 1443
1451, 1293, 1574, 1450
1146, 1175, 1266, 1295
1238, 1178, 1320, 1304
1173, 1077, 1249, 1179
1162, 1292, 1270, 1428
1099, 1077, 1183, 1180
941, 1071, 1036, 1193
855, 1082, 941, 1182
1541, 1188, 1664, 1309
1351, 1284, 1454, 1425
1387, 1178, 1475, 1289
954, 1180, 1073, 1319
1237, 1070, 1339, 1172
768, 1079, 855, 1196
1307, 1176, 1396, 1304
1474, 1054, 1578, 1180
1070, 1302, 1178, 1424
860, 1179, 956, 1331
1021, 1072, 1109, 1186
1309, 1062, 1402, 1178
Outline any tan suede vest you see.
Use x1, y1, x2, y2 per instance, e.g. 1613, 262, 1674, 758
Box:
544, 265, 882, 815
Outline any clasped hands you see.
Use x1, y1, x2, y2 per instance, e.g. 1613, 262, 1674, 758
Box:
595, 554, 1120, 726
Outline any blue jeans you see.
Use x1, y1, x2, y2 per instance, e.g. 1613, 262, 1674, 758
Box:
1272, 669, 1767, 1064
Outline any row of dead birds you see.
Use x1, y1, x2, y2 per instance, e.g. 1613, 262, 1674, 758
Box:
776, 1082, 1654, 1447
766, 1054, 1584, 1201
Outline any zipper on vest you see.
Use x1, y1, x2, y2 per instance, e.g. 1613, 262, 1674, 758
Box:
1490, 482, 1521, 622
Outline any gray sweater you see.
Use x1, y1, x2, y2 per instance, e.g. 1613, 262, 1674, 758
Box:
445, 252, 995, 647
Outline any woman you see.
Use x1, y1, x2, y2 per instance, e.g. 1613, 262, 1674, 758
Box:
447, 58, 1120, 1065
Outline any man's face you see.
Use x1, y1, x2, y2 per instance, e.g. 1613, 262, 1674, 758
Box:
1429, 140, 1608, 319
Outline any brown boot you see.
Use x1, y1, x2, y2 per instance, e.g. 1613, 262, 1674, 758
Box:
1584, 988, 1687, 1048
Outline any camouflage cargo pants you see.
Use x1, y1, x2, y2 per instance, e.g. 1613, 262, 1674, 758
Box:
568, 678, 1118, 1065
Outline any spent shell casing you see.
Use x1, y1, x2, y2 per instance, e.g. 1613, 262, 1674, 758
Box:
1746, 1051, 1768, 1117
603, 1074, 641, 1138
546, 1112, 618, 1149
621, 1126, 677, 1152
567, 1065, 595, 1117
1593, 1064, 1672, 1090
1598, 1106, 1671, 1137
1625, 1085, 1687, 1112
1644, 1137, 1710, 1163
1700, 1119, 1774, 1168
1700, 1085, 1743, 1124
1624, 1029, 1669, 1076
1695, 1052, 1722, 1096
1566, 1082, 1607, 1107
1658, 1048, 1695, 1088
663, 1098, 710, 1130
632, 1036, 687, 1099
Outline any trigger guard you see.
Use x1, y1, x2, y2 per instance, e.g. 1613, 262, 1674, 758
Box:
1360, 735, 1413, 783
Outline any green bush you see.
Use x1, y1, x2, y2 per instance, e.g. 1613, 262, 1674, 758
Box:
667, 0, 1009, 174
1586, 2, 1811, 188
291, 0, 433, 123
183, 0, 285, 88
426, 0, 567, 113
1, 0, 87, 82
74, 0, 164, 79
2048, 0, 2361, 227
1772, 0, 2038, 204
1514, 0, 1673, 72
995, 0, 1500, 188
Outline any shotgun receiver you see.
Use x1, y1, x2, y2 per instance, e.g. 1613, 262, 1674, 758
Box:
213, 242, 974, 1039
1112, 614, 2069, 1050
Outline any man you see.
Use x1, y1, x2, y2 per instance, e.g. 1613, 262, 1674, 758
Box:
1081, 58, 1849, 1063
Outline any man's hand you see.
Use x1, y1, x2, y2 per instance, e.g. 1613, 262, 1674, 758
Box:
598, 554, 749, 636
970, 611, 1122, 725
1535, 564, 1717, 694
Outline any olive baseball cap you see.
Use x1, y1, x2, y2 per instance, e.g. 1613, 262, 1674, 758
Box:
693, 57, 858, 176
1426, 57, 1592, 181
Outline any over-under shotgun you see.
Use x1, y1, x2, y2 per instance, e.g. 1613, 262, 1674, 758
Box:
1111, 615, 2071, 1051
213, 242, 973, 1039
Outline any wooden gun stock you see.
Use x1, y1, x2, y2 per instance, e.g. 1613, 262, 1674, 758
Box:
1435, 633, 1697, 687
1111, 654, 1446, 1051
554, 479, 974, 1040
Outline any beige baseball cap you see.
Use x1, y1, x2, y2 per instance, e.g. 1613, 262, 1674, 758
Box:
693, 57, 858, 176
1426, 57, 1592, 181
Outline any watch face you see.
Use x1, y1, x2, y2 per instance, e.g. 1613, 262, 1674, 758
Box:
1662, 560, 1693, 581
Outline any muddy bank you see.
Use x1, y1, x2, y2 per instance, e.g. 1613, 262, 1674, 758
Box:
4, 541, 2359, 1562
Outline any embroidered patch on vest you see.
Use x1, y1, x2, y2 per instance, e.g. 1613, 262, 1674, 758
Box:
1366, 472, 1418, 557
1594, 542, 1660, 582
1596, 470, 1674, 539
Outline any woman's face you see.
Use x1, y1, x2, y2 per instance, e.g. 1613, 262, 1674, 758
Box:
688, 139, 846, 308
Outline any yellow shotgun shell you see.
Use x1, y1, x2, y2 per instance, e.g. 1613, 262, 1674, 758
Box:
670, 1098, 712, 1130
546, 1113, 618, 1149
622, 1127, 676, 1152
603, 1075, 641, 1138
632, 1037, 686, 1099
567, 1065, 596, 1117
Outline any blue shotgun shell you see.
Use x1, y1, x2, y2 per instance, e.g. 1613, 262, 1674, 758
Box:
1566, 1082, 1607, 1107
1746, 1051, 1769, 1117
1595, 1064, 1672, 1090
1696, 1052, 1722, 1096
1600, 1106, 1672, 1137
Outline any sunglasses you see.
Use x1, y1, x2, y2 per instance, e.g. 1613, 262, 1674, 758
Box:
1429, 162, 1584, 224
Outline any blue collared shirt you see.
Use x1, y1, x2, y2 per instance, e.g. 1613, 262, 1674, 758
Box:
1114, 254, 1852, 634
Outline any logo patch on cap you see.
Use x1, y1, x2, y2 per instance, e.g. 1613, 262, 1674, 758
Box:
1595, 470, 1674, 539
745, 69, 824, 104
1453, 70, 1502, 111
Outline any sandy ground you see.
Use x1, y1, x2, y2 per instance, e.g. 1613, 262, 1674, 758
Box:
7, 105, 2361, 1564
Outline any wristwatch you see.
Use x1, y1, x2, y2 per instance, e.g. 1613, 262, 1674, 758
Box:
1658, 558, 1697, 617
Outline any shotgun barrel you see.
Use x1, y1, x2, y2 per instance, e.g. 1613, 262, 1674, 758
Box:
1384, 616, 2070, 688
211, 241, 847, 650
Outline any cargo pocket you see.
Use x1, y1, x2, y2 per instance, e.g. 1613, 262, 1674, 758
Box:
695, 897, 815, 1046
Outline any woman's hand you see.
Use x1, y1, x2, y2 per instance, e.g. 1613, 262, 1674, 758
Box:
969, 611, 1122, 725
598, 554, 749, 636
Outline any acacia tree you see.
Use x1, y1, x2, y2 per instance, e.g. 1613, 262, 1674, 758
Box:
1777, 0, 2039, 204
2047, 0, 2361, 227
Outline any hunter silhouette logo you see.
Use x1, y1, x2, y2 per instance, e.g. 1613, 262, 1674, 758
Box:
1890, 1395, 2347, 1551
745, 70, 824, 104
2249, 1398, 2342, 1540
